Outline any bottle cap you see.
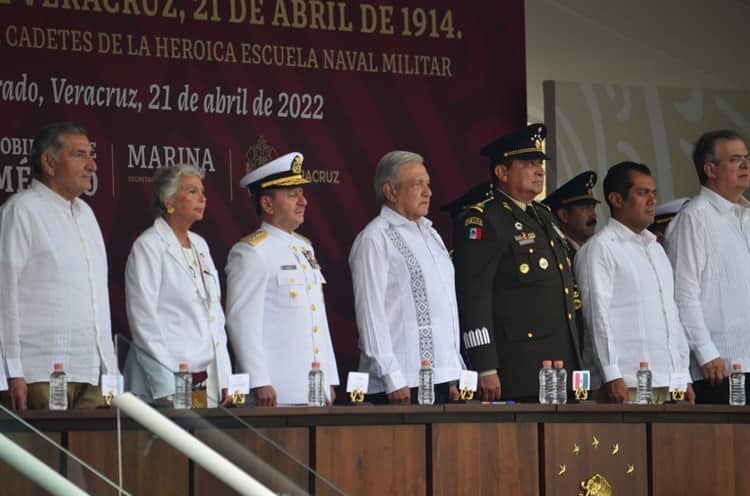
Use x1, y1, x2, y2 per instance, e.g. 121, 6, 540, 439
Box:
178, 362, 189, 372
553, 360, 564, 368
311, 361, 321, 368
542, 360, 552, 367
733, 363, 742, 371
421, 359, 432, 367
639, 361, 649, 368
53, 363, 64, 371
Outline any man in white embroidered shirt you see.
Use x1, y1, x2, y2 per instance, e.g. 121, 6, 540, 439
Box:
0, 122, 118, 410
665, 130, 750, 404
349, 151, 465, 404
576, 162, 694, 404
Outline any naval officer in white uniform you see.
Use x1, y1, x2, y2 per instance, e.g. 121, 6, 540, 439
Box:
225, 152, 339, 406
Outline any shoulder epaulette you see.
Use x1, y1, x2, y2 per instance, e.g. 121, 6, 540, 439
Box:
293, 232, 312, 245
465, 197, 494, 214
241, 229, 268, 247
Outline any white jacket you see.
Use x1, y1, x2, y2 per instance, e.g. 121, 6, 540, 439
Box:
124, 217, 231, 404
225, 222, 339, 405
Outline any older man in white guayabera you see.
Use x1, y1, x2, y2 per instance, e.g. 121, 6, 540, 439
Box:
349, 151, 465, 405
0, 122, 118, 411
666, 129, 750, 404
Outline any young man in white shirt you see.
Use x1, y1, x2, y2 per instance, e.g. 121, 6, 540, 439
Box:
665, 130, 750, 404
349, 151, 465, 404
576, 161, 694, 404
0, 122, 118, 410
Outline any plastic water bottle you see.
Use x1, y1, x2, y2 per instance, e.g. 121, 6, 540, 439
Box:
308, 361, 326, 406
417, 360, 435, 405
636, 361, 653, 404
538, 360, 556, 404
173, 362, 192, 409
554, 360, 567, 404
730, 363, 746, 406
49, 363, 68, 411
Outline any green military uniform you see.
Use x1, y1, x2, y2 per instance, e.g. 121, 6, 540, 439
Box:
453, 193, 581, 399
542, 170, 600, 345
450, 124, 582, 400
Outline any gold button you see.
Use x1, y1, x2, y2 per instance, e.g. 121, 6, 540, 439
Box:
313, 325, 318, 333
529, 248, 534, 254
558, 263, 564, 270
210, 315, 215, 322
550, 240, 555, 247
314, 347, 320, 354
567, 257, 572, 267
568, 313, 572, 320
519, 263, 530, 274
290, 277, 296, 283
539, 257, 549, 270
302, 264, 307, 270
307, 284, 312, 291
290, 290, 297, 298
311, 304, 316, 311
565, 288, 570, 295
527, 332, 533, 338
292, 247, 298, 253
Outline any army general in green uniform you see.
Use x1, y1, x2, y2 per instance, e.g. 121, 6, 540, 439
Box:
452, 124, 582, 401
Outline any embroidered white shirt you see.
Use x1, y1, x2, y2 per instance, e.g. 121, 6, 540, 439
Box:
349, 206, 465, 394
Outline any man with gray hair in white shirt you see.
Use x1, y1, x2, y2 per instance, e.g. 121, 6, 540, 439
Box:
665, 129, 750, 404
576, 161, 694, 404
349, 151, 465, 404
0, 122, 118, 410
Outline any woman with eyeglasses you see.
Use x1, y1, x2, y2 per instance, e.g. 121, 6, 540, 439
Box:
124, 164, 231, 406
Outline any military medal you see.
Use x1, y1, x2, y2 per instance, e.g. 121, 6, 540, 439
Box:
301, 248, 319, 268
514, 232, 536, 245
232, 391, 246, 406
349, 388, 365, 403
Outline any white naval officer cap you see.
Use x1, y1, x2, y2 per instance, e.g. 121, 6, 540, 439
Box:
239, 152, 310, 196
653, 197, 690, 226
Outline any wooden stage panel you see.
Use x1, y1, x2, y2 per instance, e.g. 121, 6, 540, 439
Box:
315, 424, 426, 496
432, 422, 539, 496
193, 427, 310, 496
67, 430, 189, 495
543, 423, 647, 496
652, 423, 750, 496
0, 432, 61, 496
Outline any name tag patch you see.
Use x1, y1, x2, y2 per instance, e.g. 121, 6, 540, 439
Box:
514, 232, 536, 246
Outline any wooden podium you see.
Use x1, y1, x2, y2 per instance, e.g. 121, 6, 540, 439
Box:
2, 403, 749, 495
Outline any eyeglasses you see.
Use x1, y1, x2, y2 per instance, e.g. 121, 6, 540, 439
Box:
713, 155, 750, 167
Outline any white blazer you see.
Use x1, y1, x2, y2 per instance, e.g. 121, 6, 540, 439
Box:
124, 217, 231, 404
225, 222, 339, 405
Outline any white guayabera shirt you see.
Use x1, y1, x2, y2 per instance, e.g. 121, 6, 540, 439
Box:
0, 179, 117, 384
665, 186, 750, 379
576, 218, 690, 389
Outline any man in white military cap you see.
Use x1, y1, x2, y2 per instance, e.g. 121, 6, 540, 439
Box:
225, 152, 339, 406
